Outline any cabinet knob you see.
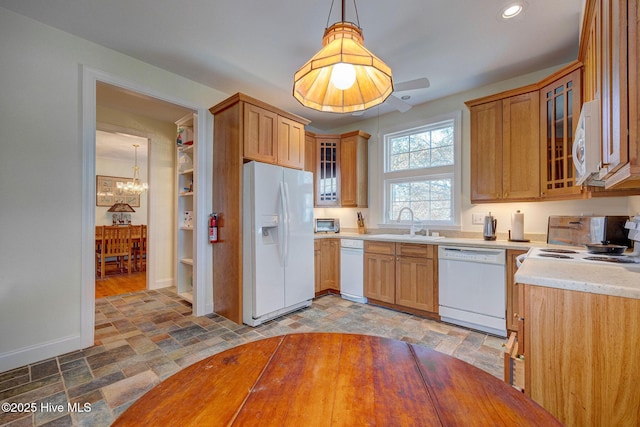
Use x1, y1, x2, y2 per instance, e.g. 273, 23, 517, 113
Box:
504, 192, 508, 198
513, 313, 519, 318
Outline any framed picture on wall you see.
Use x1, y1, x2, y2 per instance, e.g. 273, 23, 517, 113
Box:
96, 175, 140, 207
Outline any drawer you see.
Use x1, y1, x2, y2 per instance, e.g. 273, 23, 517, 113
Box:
364, 240, 396, 255
396, 243, 434, 259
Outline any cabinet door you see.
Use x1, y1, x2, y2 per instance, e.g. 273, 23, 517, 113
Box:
582, 0, 601, 103
395, 256, 437, 312
600, 0, 629, 177
363, 253, 395, 303
340, 133, 369, 207
506, 249, 527, 333
470, 101, 503, 201
304, 132, 316, 173
320, 239, 340, 291
244, 103, 278, 164
314, 240, 321, 293
278, 116, 305, 170
316, 137, 341, 206
539, 69, 583, 198
503, 92, 540, 199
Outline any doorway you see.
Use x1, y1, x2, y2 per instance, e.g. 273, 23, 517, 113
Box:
82, 68, 207, 348
95, 129, 149, 297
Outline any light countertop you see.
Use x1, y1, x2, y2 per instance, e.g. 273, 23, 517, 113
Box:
515, 256, 640, 300
314, 231, 545, 251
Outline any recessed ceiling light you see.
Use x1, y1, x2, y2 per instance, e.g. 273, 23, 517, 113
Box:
501, 2, 525, 19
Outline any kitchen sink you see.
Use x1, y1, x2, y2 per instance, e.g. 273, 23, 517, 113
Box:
371, 234, 445, 242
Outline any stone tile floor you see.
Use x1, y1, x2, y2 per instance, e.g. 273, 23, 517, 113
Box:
0, 288, 506, 426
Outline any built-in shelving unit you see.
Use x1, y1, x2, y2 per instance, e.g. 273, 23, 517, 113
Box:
175, 115, 197, 303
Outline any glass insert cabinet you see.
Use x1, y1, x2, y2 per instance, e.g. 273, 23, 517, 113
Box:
316, 137, 340, 206
540, 68, 582, 198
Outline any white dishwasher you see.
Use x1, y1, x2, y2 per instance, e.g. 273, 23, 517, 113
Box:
438, 246, 506, 337
340, 239, 366, 304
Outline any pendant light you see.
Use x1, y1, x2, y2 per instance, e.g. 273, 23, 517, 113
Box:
117, 144, 148, 195
293, 0, 393, 114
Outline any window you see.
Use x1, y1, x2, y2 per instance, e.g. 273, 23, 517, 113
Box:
382, 112, 461, 226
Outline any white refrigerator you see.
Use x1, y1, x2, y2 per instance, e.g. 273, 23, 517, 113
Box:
242, 161, 315, 326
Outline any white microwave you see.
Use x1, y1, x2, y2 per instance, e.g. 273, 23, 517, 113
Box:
572, 100, 602, 186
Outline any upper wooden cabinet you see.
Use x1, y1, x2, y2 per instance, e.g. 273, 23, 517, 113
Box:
467, 90, 540, 202
243, 103, 278, 164
539, 66, 583, 199
307, 130, 370, 207
303, 132, 316, 173
340, 131, 369, 207
277, 116, 305, 169
315, 135, 341, 207
580, 0, 640, 189
235, 94, 308, 170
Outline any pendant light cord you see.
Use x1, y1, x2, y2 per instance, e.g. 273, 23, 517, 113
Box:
326, 0, 360, 27
326, 0, 335, 28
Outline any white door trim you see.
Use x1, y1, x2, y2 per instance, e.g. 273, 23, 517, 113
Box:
81, 65, 211, 347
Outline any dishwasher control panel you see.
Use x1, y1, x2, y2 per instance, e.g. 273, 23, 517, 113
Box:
438, 246, 505, 264
340, 239, 364, 249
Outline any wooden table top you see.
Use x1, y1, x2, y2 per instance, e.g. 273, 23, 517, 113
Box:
113, 333, 560, 426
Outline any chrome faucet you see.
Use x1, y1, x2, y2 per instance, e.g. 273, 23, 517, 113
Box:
397, 207, 417, 236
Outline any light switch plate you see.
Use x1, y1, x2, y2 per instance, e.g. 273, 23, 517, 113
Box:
472, 213, 486, 225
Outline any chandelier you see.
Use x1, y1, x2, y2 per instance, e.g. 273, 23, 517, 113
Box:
293, 0, 393, 113
117, 144, 148, 195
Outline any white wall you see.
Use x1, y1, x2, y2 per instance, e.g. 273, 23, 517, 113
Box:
324, 65, 639, 237
0, 7, 226, 372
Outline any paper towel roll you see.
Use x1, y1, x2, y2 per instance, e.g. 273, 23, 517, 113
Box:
511, 210, 525, 241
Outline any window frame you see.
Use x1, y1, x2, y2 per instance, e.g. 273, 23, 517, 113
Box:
379, 111, 462, 228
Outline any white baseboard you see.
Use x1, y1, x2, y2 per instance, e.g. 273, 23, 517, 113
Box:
149, 278, 174, 290
0, 335, 82, 373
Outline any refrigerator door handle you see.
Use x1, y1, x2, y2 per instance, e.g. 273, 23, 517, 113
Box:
283, 181, 291, 267
279, 181, 288, 266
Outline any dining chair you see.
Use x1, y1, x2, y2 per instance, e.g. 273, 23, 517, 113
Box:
138, 225, 147, 271
130, 225, 142, 271
96, 225, 132, 279
95, 225, 103, 253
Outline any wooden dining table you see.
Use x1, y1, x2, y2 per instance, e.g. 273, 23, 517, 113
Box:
112, 333, 561, 426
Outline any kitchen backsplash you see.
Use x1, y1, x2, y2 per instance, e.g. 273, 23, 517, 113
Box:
315, 195, 640, 238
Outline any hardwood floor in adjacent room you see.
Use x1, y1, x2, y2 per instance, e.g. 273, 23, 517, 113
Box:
95, 271, 146, 298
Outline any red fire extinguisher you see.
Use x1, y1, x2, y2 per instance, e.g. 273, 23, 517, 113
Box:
209, 213, 218, 243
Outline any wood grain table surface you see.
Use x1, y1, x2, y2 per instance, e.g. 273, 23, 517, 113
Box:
113, 333, 561, 426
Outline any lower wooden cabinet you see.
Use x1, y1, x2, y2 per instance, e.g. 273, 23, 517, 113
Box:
363, 250, 395, 303
521, 284, 640, 426
314, 239, 340, 296
506, 249, 527, 333
395, 244, 437, 313
364, 241, 438, 316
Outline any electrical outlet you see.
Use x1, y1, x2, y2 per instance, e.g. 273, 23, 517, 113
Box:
472, 213, 486, 225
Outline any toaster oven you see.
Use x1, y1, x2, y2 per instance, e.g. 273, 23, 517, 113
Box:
315, 218, 340, 233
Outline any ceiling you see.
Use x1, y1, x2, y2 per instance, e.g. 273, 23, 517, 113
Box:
0, 0, 585, 131
96, 130, 148, 164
